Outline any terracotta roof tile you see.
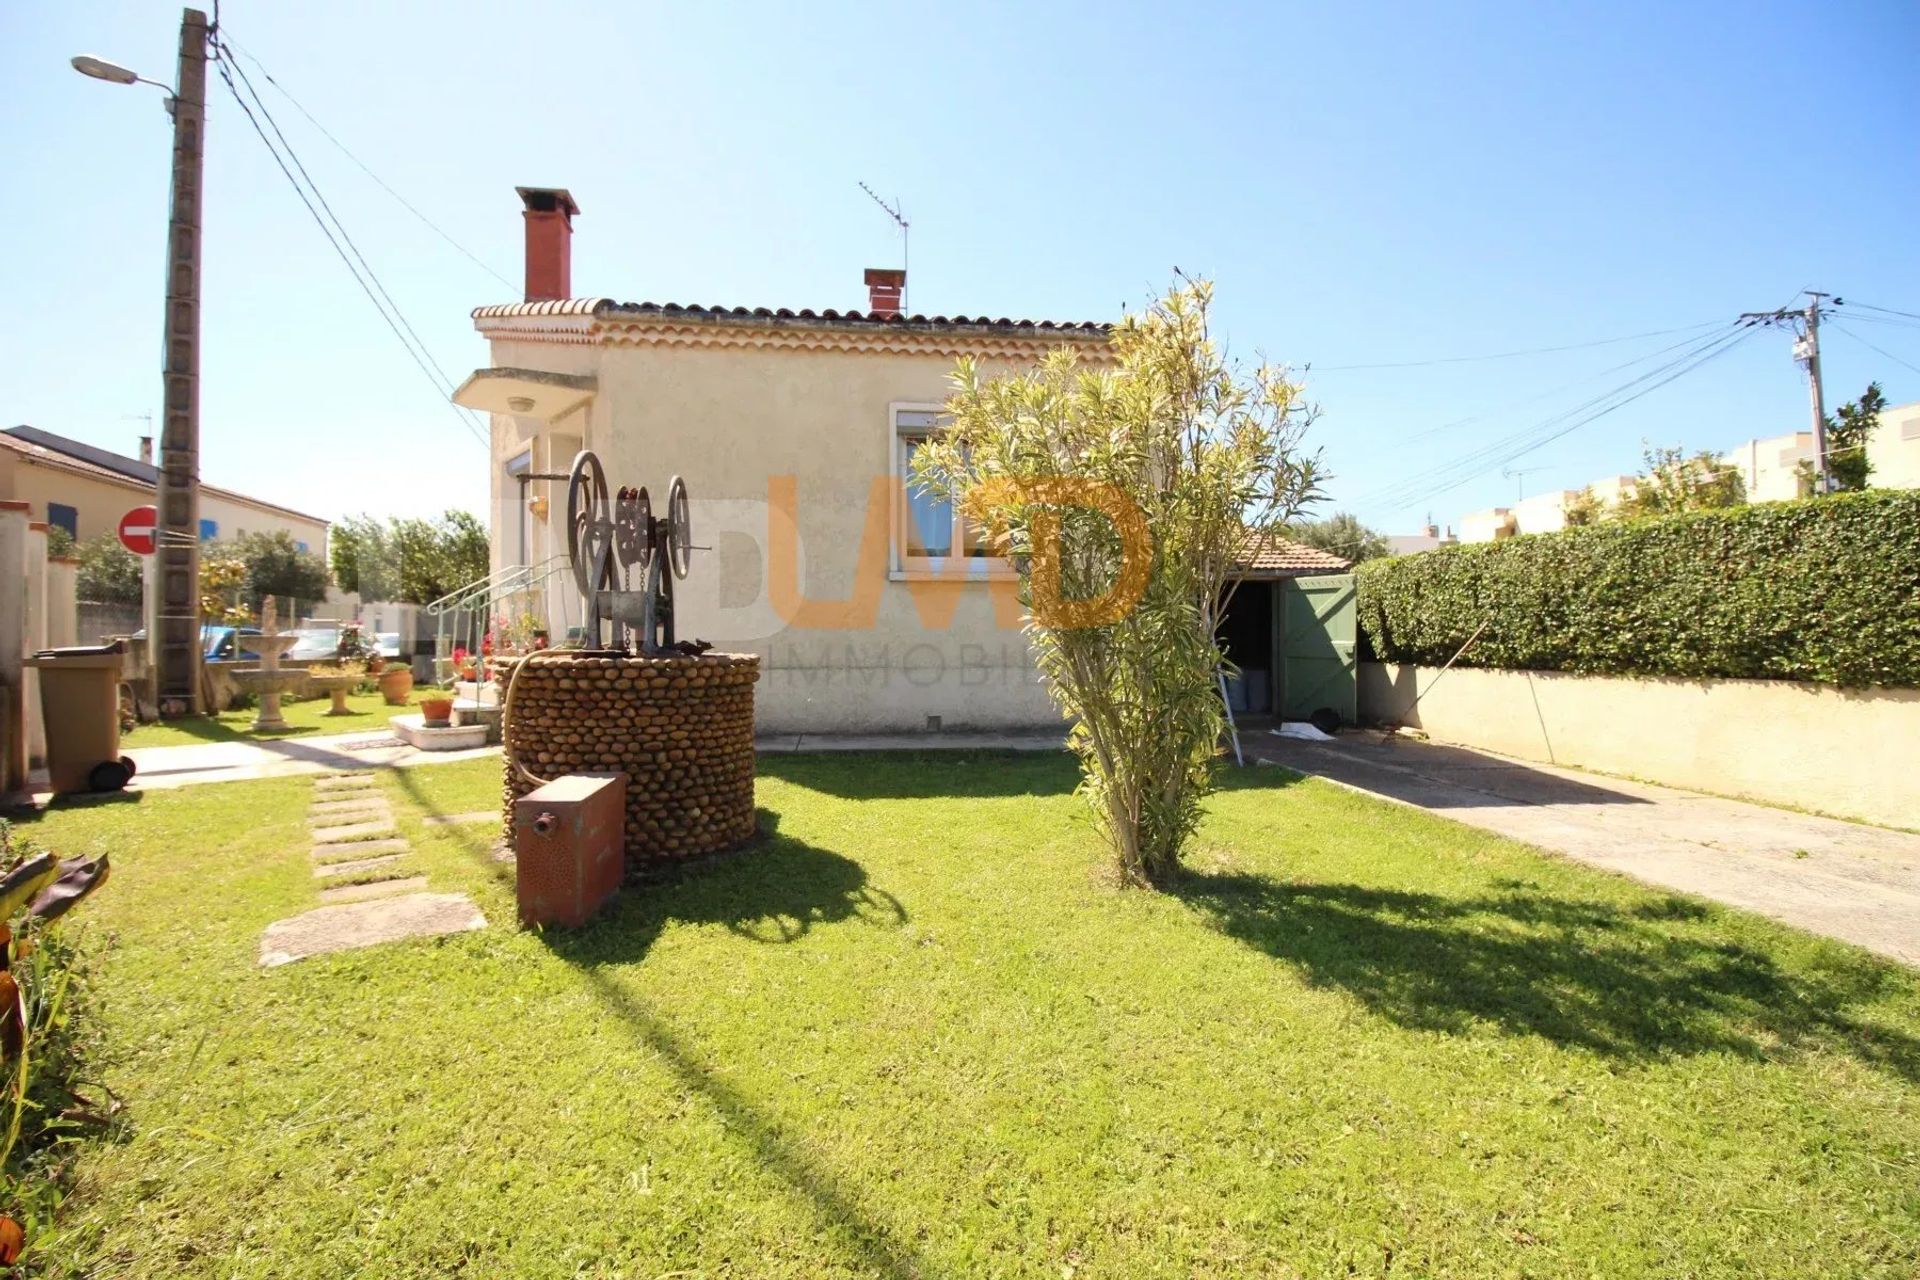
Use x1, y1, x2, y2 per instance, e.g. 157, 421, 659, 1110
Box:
472, 298, 1109, 335
1233, 532, 1352, 575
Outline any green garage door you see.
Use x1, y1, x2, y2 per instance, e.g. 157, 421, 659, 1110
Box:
1277, 574, 1357, 726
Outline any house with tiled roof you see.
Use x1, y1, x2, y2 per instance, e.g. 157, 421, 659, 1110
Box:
0, 426, 329, 554
456, 188, 1348, 731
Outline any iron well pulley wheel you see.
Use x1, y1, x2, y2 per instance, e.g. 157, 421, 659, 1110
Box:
667, 475, 692, 580
565, 450, 612, 601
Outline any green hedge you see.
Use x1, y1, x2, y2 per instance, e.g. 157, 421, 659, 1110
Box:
1355, 490, 1920, 688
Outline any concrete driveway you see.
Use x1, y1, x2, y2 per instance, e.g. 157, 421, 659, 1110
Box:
1248, 732, 1920, 967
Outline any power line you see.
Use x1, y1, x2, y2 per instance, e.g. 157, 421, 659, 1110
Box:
211, 42, 488, 448
1309, 318, 1728, 372
1831, 311, 1920, 332
219, 36, 518, 293
222, 49, 469, 400
1829, 322, 1920, 378
1362, 323, 1755, 512
1840, 300, 1920, 324
1388, 320, 1756, 448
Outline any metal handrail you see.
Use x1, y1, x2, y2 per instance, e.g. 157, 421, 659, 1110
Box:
429, 554, 577, 679
425, 553, 571, 618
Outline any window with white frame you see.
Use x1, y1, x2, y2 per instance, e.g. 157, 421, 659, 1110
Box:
506, 449, 533, 566
891, 406, 995, 571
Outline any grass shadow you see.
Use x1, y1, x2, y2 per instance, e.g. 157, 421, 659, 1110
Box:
534, 806, 920, 1277
1173, 868, 1920, 1082
542, 807, 907, 965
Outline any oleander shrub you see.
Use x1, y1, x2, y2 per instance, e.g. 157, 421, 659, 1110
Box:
1356, 489, 1920, 687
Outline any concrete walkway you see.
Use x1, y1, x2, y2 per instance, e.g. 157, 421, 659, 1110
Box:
125, 728, 500, 790
1249, 732, 1920, 967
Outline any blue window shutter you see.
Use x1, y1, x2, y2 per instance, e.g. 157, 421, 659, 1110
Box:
47, 503, 78, 538
199, 518, 219, 541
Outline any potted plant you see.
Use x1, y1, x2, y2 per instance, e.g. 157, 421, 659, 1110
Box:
377, 659, 414, 705
416, 684, 456, 728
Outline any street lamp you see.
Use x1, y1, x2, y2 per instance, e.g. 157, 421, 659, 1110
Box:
69, 55, 169, 91
69, 9, 210, 718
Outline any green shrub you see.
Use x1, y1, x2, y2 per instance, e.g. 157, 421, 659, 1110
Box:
1356, 490, 1920, 688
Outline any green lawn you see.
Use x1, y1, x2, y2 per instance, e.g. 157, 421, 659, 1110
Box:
17, 754, 1920, 1277
121, 689, 407, 748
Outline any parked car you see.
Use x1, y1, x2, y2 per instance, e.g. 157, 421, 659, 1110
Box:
286, 627, 342, 662
203, 626, 264, 662
285, 626, 405, 662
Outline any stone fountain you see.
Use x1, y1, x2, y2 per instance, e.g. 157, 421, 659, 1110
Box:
231, 597, 304, 731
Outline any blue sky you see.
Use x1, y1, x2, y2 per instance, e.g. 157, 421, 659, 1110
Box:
5, 1, 1917, 534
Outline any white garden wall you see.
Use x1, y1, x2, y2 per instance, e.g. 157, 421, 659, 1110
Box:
1360, 662, 1920, 830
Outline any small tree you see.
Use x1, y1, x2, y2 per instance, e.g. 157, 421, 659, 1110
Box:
915, 280, 1321, 886
1617, 443, 1744, 518
199, 555, 251, 625
329, 515, 394, 600
225, 530, 330, 610
1562, 486, 1602, 527
331, 511, 489, 604
1797, 381, 1884, 494
1288, 511, 1385, 562
75, 534, 141, 605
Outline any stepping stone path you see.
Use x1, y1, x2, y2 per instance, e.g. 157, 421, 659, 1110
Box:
255, 772, 488, 967
259, 894, 486, 968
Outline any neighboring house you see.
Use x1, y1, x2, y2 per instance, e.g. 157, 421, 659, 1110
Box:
1867, 398, 1920, 489
1385, 523, 1456, 556
1461, 486, 1618, 543
0, 426, 329, 554
1457, 506, 1515, 543
1457, 399, 1920, 544
1720, 431, 1813, 503
456, 186, 1343, 732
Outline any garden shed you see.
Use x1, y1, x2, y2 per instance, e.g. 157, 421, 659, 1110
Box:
1218, 535, 1356, 725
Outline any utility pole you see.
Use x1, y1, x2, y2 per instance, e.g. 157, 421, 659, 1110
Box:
1740, 290, 1834, 496
1798, 292, 1831, 495
155, 8, 210, 716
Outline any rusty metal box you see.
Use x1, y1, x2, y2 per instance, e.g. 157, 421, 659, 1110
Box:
512, 771, 627, 928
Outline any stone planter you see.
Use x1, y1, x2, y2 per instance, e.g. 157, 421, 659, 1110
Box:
498, 652, 760, 865
378, 665, 414, 706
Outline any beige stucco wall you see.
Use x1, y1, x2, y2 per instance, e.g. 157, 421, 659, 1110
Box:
1359, 661, 1920, 829
1720, 431, 1812, 504
0, 452, 327, 554
484, 332, 1083, 732
1867, 400, 1920, 490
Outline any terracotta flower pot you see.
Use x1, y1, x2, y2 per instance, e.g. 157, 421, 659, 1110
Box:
378, 665, 414, 706
417, 693, 455, 727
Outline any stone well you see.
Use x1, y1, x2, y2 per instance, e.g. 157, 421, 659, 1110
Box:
499, 652, 760, 865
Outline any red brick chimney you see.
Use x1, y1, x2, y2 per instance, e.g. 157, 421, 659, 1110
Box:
517, 186, 580, 302
864, 267, 905, 319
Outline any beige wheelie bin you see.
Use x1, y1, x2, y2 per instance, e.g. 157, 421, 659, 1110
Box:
25, 641, 135, 794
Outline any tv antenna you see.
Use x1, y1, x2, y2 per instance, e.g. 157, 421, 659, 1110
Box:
858, 181, 909, 312
1501, 465, 1548, 502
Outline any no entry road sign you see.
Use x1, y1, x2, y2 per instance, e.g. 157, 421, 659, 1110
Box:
118, 505, 158, 556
